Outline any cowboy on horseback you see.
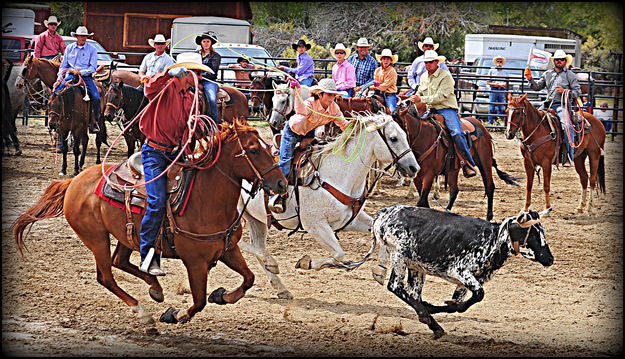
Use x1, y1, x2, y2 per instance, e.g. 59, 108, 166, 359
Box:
410, 50, 477, 178
52, 26, 101, 134
34, 16, 66, 61
137, 52, 214, 276
524, 49, 581, 167
138, 34, 175, 84
195, 32, 221, 124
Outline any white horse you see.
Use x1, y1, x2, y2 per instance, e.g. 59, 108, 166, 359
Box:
268, 81, 310, 132
237, 113, 420, 299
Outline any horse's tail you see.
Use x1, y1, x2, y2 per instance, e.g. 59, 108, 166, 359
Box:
11, 179, 73, 257
598, 153, 606, 194
493, 158, 520, 186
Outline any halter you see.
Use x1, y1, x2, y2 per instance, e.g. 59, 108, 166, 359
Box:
375, 125, 413, 169
271, 90, 291, 123
506, 103, 526, 138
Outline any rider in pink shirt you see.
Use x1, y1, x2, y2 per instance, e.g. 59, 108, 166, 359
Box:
34, 16, 66, 60
330, 43, 356, 97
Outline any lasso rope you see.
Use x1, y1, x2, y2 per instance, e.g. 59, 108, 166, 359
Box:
561, 89, 585, 149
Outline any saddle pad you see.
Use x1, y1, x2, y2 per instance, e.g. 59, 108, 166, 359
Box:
94, 166, 145, 215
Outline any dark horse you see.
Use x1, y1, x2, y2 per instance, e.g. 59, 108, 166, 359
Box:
506, 93, 606, 213
249, 74, 286, 122
12, 120, 287, 325
103, 81, 147, 157
47, 83, 92, 176
393, 102, 519, 221
2, 59, 21, 156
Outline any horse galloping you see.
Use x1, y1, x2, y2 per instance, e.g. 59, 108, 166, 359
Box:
505, 93, 606, 213
12, 120, 287, 325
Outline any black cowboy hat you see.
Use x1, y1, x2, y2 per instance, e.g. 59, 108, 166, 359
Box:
291, 39, 311, 51
195, 31, 218, 45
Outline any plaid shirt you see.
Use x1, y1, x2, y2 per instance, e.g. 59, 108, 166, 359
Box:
347, 54, 377, 86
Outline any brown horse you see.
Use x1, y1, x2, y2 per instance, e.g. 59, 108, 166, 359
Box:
218, 86, 250, 123
505, 93, 606, 213
12, 120, 287, 325
18, 54, 109, 163
393, 102, 519, 221
335, 96, 388, 117
249, 74, 278, 120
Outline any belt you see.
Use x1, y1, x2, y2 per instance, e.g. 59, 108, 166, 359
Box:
146, 139, 176, 153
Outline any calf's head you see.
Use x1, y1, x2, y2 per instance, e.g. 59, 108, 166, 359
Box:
508, 209, 554, 266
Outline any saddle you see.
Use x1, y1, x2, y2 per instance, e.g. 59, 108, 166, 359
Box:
543, 108, 591, 165
272, 134, 320, 187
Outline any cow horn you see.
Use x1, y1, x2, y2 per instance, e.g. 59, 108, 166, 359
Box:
518, 218, 539, 228
538, 207, 552, 217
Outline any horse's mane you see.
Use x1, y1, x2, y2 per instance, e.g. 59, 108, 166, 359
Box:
34, 57, 61, 68
218, 118, 258, 143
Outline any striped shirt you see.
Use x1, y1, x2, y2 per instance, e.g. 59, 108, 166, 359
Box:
347, 54, 378, 86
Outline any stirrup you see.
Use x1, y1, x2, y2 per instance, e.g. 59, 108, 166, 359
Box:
462, 164, 477, 178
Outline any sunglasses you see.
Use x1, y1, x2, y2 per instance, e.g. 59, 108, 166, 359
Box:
335, 51, 346, 55
422, 44, 434, 48
48, 23, 58, 26
554, 58, 566, 61
154, 42, 166, 45
496, 60, 503, 63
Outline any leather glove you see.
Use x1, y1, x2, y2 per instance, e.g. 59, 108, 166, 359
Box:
168, 67, 188, 79
288, 78, 300, 89
524, 67, 533, 80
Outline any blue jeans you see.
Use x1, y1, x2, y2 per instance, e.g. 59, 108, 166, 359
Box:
139, 142, 177, 262
200, 80, 219, 124
278, 124, 314, 178
299, 77, 314, 87
551, 104, 575, 162
383, 93, 397, 112
431, 108, 476, 167
488, 88, 506, 124
54, 74, 100, 101
340, 88, 353, 98
40, 55, 56, 60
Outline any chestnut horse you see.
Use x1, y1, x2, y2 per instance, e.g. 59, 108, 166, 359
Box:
18, 55, 109, 163
12, 120, 287, 325
393, 103, 519, 221
217, 86, 250, 123
505, 93, 606, 213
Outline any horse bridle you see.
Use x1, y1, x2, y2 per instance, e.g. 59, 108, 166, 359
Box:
506, 103, 526, 138
249, 76, 266, 105
375, 124, 413, 171
271, 90, 291, 123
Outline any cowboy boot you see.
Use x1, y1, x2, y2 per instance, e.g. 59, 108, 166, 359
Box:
89, 98, 101, 134
453, 134, 477, 178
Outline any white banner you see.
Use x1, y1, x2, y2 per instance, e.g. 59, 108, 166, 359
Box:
527, 47, 552, 69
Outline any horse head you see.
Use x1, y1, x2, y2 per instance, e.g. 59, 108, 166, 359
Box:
104, 80, 124, 122
249, 75, 265, 108
505, 93, 528, 140
221, 118, 287, 195
268, 81, 292, 130
15, 55, 34, 90
47, 91, 64, 131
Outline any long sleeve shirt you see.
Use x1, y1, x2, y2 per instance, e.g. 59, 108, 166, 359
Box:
288, 86, 350, 136
347, 54, 377, 86
57, 42, 98, 81
283, 52, 315, 81
34, 30, 66, 58
529, 67, 581, 106
331, 60, 356, 90
196, 50, 221, 81
407, 56, 449, 90
139, 71, 195, 146
139, 52, 175, 77
416, 67, 459, 110
374, 65, 398, 94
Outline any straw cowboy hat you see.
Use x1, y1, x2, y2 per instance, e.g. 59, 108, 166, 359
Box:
148, 34, 171, 48
291, 39, 312, 51
418, 37, 439, 51
166, 52, 214, 74
375, 49, 399, 64
44, 16, 60, 27
421, 50, 446, 63
195, 31, 218, 45
352, 37, 371, 48
493, 56, 507, 65
551, 49, 573, 67
309, 78, 347, 97
71, 26, 93, 37
330, 43, 351, 60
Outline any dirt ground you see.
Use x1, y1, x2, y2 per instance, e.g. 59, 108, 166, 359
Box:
2, 119, 623, 357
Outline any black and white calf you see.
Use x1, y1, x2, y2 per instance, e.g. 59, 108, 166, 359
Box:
352, 204, 554, 338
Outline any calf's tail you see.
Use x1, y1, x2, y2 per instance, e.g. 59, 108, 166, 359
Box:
346, 228, 380, 271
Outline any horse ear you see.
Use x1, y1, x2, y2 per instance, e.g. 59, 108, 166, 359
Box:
507, 92, 513, 101
519, 93, 527, 102
272, 80, 278, 89
119, 80, 124, 88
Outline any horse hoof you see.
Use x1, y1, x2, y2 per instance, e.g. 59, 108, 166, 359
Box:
295, 255, 312, 270
59, 171, 66, 176
277, 290, 294, 300
159, 307, 179, 324
264, 263, 280, 275
371, 266, 387, 285
149, 288, 164, 303
207, 287, 228, 305
433, 329, 446, 339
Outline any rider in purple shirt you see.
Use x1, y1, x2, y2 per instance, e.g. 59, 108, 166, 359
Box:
278, 39, 315, 86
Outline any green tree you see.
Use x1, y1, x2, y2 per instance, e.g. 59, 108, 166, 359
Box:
45, 2, 84, 36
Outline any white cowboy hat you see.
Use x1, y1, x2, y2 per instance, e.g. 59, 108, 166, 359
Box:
309, 78, 347, 97
352, 37, 371, 48
551, 49, 573, 67
71, 26, 94, 37
148, 34, 171, 48
493, 56, 507, 65
421, 50, 446, 63
44, 16, 61, 27
375, 49, 399, 64
418, 37, 439, 51
166, 52, 214, 74
330, 43, 352, 60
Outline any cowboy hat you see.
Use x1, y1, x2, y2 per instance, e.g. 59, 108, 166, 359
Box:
195, 31, 218, 45
493, 56, 506, 65
148, 34, 171, 48
551, 49, 573, 67
375, 49, 398, 64
309, 78, 347, 97
352, 37, 371, 48
291, 39, 311, 51
166, 52, 214, 74
421, 50, 446, 63
44, 16, 60, 27
418, 37, 439, 51
71, 26, 94, 37
330, 43, 351, 60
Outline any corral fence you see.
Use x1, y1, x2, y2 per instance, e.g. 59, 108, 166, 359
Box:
6, 48, 623, 140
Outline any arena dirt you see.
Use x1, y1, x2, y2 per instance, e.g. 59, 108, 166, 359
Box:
2, 120, 623, 356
